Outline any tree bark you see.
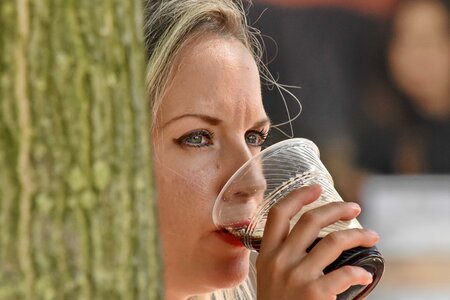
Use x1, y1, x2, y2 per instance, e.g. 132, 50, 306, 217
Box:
0, 0, 162, 299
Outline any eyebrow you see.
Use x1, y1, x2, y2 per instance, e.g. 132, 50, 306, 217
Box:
252, 117, 271, 129
161, 113, 271, 129
162, 113, 222, 128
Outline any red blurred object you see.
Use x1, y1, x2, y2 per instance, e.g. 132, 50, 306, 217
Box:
254, 0, 400, 18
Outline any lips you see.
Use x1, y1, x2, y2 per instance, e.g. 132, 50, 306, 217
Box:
215, 229, 245, 247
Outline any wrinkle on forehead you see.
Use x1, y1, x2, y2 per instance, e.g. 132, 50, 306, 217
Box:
158, 32, 264, 129
177, 32, 252, 69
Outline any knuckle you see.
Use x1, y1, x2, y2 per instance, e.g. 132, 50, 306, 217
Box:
340, 265, 359, 278
256, 252, 284, 275
267, 205, 283, 220
303, 281, 323, 298
324, 231, 346, 246
348, 228, 367, 241
300, 209, 320, 224
255, 256, 264, 270
329, 201, 348, 212
358, 228, 370, 238
268, 254, 285, 273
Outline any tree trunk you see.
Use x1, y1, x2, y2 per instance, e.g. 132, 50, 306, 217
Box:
0, 0, 162, 299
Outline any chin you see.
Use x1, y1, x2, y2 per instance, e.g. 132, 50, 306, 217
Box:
212, 251, 250, 289
221, 271, 249, 290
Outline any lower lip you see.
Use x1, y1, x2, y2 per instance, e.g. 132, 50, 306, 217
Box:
215, 230, 245, 247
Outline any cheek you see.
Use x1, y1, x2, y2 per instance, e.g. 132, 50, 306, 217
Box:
154, 150, 222, 225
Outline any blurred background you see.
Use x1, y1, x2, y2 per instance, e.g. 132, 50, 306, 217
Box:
247, 0, 450, 298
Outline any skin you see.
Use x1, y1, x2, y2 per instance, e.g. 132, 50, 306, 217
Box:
257, 186, 376, 300
153, 33, 379, 300
153, 34, 270, 299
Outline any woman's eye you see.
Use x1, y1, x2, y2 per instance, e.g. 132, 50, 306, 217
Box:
245, 129, 269, 147
175, 130, 214, 147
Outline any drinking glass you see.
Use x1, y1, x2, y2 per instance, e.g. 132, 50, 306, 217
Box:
212, 138, 384, 300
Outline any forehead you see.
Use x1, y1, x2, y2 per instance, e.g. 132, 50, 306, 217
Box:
157, 34, 265, 126
395, 1, 448, 32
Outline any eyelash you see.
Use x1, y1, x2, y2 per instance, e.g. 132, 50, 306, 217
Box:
174, 129, 214, 148
174, 128, 270, 148
246, 129, 270, 147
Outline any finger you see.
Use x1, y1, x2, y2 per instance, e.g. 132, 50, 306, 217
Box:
259, 184, 322, 255
318, 265, 373, 296
282, 201, 361, 255
304, 228, 380, 273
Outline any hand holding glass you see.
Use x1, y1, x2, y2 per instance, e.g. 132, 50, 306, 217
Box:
212, 138, 384, 300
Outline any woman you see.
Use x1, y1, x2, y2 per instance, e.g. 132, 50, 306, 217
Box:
145, 1, 379, 299
386, 0, 450, 173
355, 0, 450, 174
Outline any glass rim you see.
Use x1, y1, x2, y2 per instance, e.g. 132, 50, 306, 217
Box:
212, 138, 320, 226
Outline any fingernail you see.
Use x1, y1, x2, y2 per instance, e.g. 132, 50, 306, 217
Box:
308, 184, 322, 192
367, 229, 380, 238
347, 202, 360, 210
364, 272, 373, 284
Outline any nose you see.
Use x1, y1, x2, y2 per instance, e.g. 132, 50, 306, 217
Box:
215, 142, 267, 227
224, 159, 267, 203
220, 140, 267, 198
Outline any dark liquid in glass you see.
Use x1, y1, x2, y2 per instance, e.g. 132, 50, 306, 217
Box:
227, 228, 384, 300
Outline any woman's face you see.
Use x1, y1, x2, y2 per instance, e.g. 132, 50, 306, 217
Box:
388, 0, 450, 118
153, 34, 270, 298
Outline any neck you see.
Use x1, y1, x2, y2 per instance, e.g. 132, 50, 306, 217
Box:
421, 95, 450, 121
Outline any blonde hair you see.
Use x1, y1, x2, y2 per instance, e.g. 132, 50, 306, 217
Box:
145, 0, 263, 125
144, 1, 258, 299
143, 0, 302, 298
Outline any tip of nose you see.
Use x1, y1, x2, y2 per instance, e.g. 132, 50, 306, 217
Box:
232, 184, 266, 199
233, 190, 251, 198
